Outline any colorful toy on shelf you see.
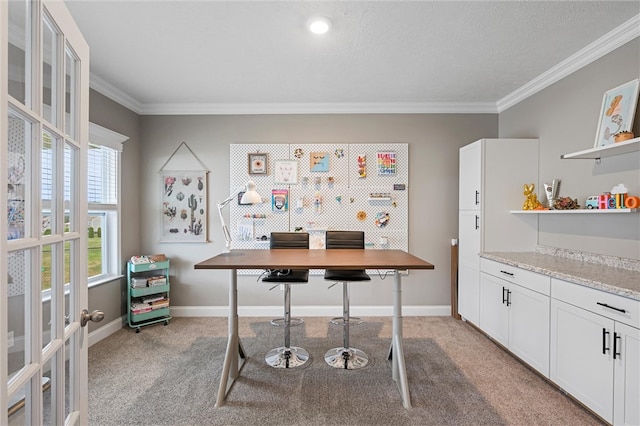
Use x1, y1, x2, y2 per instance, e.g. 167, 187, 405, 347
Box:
589, 184, 640, 209
522, 183, 542, 210
614, 130, 634, 143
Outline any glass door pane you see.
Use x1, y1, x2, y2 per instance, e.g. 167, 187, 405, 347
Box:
42, 14, 59, 126
7, 110, 32, 240
41, 130, 56, 236
7, 249, 33, 377
41, 243, 54, 348
64, 46, 77, 139
63, 142, 76, 233
7, 0, 31, 106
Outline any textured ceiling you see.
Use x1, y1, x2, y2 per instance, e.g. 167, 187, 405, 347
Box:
64, 1, 640, 114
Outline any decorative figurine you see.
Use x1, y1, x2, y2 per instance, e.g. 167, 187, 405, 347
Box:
522, 183, 542, 210
544, 179, 560, 209
553, 197, 580, 210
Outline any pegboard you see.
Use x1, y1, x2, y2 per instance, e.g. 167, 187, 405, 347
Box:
229, 144, 409, 274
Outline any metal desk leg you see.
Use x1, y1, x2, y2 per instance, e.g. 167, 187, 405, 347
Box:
387, 270, 411, 409
216, 268, 245, 407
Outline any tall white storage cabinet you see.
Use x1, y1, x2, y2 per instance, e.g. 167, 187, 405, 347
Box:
457, 139, 539, 325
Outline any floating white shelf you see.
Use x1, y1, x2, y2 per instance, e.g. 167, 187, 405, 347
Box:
368, 197, 392, 201
510, 209, 638, 214
560, 137, 640, 160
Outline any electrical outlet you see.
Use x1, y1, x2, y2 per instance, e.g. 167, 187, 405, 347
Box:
8, 330, 14, 348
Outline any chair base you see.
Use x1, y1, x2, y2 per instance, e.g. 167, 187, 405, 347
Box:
265, 346, 310, 369
329, 316, 363, 326
324, 347, 369, 370
270, 317, 304, 327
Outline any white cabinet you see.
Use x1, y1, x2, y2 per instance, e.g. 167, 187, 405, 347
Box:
458, 210, 481, 323
457, 139, 539, 325
614, 322, 640, 426
479, 258, 551, 376
550, 278, 640, 425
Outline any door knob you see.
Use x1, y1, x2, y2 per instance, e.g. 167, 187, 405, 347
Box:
80, 309, 105, 327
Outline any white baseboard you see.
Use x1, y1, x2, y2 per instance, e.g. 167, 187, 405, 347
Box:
85, 306, 451, 344
171, 305, 451, 317
88, 315, 127, 347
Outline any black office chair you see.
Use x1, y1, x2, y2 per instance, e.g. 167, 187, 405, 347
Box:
262, 232, 310, 368
323, 230, 371, 369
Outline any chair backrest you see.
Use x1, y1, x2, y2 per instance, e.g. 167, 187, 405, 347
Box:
270, 232, 309, 249
325, 230, 364, 249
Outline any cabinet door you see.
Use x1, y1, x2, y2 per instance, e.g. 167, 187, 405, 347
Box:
614, 322, 640, 426
550, 299, 614, 422
459, 141, 481, 211
479, 273, 509, 346
509, 283, 550, 377
458, 210, 481, 324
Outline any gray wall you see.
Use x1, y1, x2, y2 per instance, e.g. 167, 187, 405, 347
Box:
87, 90, 141, 331
138, 114, 497, 309
500, 39, 640, 259
86, 38, 639, 322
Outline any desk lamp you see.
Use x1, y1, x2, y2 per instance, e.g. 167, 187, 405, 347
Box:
217, 180, 262, 251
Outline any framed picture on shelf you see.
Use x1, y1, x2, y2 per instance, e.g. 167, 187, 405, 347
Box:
274, 160, 298, 184
248, 153, 268, 175
594, 79, 639, 148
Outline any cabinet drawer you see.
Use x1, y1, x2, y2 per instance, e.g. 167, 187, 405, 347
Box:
552, 278, 639, 328
480, 258, 550, 295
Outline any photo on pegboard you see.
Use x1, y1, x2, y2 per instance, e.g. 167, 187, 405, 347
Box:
274, 160, 298, 184
310, 152, 329, 172
272, 189, 289, 212
356, 154, 366, 178
377, 151, 396, 175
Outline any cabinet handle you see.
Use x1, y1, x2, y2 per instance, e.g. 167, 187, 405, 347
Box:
613, 332, 621, 360
475, 190, 480, 206
506, 289, 512, 307
502, 287, 508, 305
475, 215, 479, 230
602, 328, 610, 354
499, 270, 514, 277
596, 302, 626, 314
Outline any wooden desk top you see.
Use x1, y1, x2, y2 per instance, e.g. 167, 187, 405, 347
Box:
194, 249, 435, 271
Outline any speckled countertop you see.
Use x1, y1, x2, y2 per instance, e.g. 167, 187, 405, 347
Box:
480, 246, 640, 301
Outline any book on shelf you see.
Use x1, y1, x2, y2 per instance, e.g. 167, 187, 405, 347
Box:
140, 294, 166, 304
147, 276, 167, 286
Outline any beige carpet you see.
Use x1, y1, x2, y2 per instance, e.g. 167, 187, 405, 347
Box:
88, 316, 603, 425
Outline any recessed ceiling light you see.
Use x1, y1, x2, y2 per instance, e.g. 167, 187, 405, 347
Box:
308, 16, 331, 34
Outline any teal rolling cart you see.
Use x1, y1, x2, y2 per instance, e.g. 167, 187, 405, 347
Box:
127, 259, 171, 332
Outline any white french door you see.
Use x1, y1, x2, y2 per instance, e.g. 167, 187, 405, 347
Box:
2, 0, 90, 424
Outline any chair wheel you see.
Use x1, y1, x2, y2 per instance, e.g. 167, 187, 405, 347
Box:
135, 327, 140, 333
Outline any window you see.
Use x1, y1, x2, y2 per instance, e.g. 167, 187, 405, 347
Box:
38, 123, 126, 286
86, 123, 128, 284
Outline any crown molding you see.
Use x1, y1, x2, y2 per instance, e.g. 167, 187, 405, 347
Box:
497, 14, 640, 113
139, 101, 497, 115
88, 14, 640, 116
89, 73, 144, 114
